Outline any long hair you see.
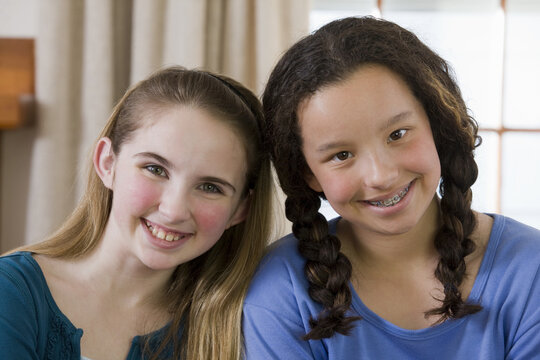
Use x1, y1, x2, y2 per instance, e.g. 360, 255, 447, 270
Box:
262, 16, 482, 340
14, 66, 274, 359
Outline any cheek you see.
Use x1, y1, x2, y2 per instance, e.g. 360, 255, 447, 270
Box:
403, 137, 441, 180
191, 202, 232, 235
318, 172, 357, 203
114, 174, 161, 213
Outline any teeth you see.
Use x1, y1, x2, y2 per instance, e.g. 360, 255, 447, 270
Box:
145, 221, 185, 242
369, 185, 410, 207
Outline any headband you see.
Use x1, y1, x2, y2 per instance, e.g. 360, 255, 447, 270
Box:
206, 73, 260, 125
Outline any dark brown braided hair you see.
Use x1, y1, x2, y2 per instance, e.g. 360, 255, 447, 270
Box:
262, 16, 482, 340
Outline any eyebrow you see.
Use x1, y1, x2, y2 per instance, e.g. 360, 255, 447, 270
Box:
315, 111, 413, 153
134, 152, 173, 169
383, 111, 412, 131
316, 141, 350, 153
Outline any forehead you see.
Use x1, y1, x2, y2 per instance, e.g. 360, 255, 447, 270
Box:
299, 65, 419, 120
123, 105, 248, 167
297, 65, 427, 148
134, 104, 238, 139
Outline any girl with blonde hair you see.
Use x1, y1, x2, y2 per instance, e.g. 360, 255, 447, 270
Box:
0, 66, 273, 359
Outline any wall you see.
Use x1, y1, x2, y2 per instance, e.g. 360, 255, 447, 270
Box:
0, 0, 38, 251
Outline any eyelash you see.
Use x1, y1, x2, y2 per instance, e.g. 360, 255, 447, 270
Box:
388, 129, 407, 142
332, 151, 353, 162
145, 165, 167, 178
144, 165, 225, 194
199, 183, 223, 194
330, 129, 407, 162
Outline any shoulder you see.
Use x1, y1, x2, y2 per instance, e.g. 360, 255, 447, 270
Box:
489, 214, 540, 262
484, 213, 540, 280
244, 227, 319, 319
0, 251, 53, 320
0, 250, 37, 272
246, 232, 307, 301
481, 214, 540, 313
242, 233, 320, 359
0, 252, 83, 357
245, 217, 341, 305
484, 215, 540, 358
0, 251, 45, 304
244, 217, 342, 315
242, 218, 348, 359
0, 252, 46, 354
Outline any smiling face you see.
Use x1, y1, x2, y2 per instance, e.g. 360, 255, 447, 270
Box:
299, 65, 441, 239
95, 105, 249, 270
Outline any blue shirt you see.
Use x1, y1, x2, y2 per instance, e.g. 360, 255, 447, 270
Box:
243, 214, 540, 359
0, 252, 170, 360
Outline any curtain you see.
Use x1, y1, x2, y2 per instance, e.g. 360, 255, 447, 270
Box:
0, 0, 308, 251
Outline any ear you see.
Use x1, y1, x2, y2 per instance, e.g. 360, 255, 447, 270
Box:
93, 137, 116, 189
305, 172, 323, 193
227, 192, 252, 228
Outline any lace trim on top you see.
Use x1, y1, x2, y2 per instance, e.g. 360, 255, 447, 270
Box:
47, 313, 81, 359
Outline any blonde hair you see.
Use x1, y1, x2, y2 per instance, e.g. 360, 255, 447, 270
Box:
12, 66, 274, 359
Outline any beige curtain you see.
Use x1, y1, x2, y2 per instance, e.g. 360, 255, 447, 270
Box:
0, 0, 308, 251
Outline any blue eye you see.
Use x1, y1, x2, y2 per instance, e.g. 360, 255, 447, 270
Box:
388, 129, 407, 142
332, 151, 352, 162
200, 183, 223, 194
145, 165, 167, 177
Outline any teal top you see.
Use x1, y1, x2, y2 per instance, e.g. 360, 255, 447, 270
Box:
0, 252, 172, 360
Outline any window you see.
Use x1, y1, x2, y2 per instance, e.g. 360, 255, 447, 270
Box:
311, 0, 540, 229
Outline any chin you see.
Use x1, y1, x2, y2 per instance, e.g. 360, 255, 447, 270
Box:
138, 251, 184, 271
378, 224, 416, 237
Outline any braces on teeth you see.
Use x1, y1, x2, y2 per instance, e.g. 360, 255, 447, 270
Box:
369, 185, 410, 207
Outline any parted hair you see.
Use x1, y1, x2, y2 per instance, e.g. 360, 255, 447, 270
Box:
14, 66, 273, 359
262, 16, 482, 340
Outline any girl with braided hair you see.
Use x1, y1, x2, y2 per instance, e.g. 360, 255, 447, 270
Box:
243, 16, 540, 359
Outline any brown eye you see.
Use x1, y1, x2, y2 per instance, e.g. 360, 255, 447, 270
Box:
388, 129, 407, 142
333, 151, 352, 162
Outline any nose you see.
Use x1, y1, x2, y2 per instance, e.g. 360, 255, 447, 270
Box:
357, 150, 398, 190
158, 184, 191, 223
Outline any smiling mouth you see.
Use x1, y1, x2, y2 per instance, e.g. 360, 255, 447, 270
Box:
367, 184, 410, 208
144, 220, 189, 242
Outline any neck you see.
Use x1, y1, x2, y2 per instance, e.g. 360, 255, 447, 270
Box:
339, 197, 441, 272
71, 229, 175, 309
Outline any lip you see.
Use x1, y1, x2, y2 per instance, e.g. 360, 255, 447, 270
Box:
141, 218, 192, 250
362, 180, 415, 214
366, 181, 411, 204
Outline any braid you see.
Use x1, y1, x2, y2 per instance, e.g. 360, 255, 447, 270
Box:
426, 149, 483, 320
262, 17, 485, 339
285, 194, 361, 340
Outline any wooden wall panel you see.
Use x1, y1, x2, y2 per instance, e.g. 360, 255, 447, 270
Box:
0, 38, 35, 129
